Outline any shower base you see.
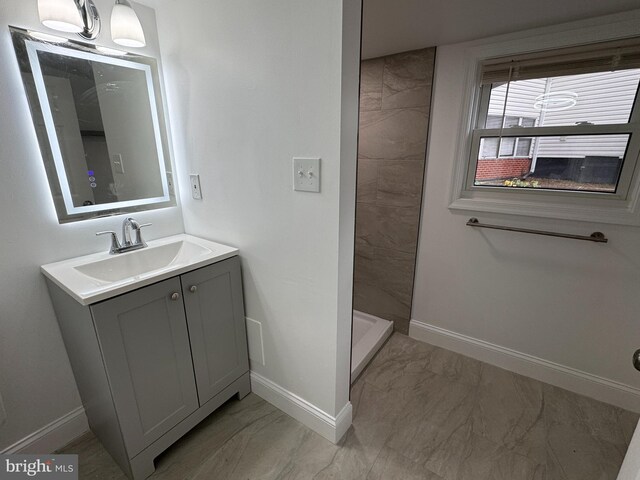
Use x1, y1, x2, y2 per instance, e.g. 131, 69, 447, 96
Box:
351, 310, 393, 382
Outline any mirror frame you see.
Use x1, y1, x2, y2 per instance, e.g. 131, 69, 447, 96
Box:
10, 26, 177, 223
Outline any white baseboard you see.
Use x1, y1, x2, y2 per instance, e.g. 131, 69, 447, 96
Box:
409, 319, 640, 413
1, 407, 89, 454
250, 372, 352, 443
1, 372, 355, 454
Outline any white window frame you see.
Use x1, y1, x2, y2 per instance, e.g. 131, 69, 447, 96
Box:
449, 15, 640, 225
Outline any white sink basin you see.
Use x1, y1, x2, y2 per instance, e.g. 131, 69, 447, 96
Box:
74, 240, 210, 282
42, 234, 238, 305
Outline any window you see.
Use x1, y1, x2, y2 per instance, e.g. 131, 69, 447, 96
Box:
467, 38, 640, 196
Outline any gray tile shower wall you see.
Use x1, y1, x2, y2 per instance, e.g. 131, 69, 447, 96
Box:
354, 48, 435, 334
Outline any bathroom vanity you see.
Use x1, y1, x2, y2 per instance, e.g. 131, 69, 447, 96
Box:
15, 21, 251, 479
42, 235, 250, 479
13, 19, 249, 480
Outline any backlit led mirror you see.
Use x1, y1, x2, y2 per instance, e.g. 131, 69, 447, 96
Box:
11, 27, 176, 223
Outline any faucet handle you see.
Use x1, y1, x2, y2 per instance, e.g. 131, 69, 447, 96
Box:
96, 231, 122, 255
133, 223, 152, 247
96, 230, 118, 238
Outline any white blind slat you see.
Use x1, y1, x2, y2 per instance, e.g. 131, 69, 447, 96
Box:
481, 37, 640, 85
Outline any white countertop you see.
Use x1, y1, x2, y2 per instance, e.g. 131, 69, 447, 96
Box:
41, 234, 238, 305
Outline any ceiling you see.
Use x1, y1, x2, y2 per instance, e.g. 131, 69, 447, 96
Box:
362, 0, 640, 59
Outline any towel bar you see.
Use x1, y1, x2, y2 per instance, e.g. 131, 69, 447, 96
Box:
466, 218, 608, 243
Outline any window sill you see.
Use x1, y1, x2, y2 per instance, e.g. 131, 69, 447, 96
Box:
449, 193, 640, 226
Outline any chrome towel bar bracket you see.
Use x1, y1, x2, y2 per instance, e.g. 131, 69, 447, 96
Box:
466, 218, 608, 243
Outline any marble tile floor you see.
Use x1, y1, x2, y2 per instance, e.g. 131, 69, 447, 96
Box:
59, 333, 639, 480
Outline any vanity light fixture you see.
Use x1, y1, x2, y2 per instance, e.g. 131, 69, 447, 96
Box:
110, 0, 146, 48
37, 0, 100, 39
36, 0, 146, 48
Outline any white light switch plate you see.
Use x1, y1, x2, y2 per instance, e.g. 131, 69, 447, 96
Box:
190, 174, 202, 200
293, 157, 321, 192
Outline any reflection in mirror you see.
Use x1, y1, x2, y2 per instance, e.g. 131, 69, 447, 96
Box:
11, 27, 176, 223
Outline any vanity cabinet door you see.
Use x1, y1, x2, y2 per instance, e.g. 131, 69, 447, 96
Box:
91, 277, 199, 457
181, 256, 249, 406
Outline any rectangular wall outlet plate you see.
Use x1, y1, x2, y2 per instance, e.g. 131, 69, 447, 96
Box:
190, 174, 202, 200
293, 157, 321, 193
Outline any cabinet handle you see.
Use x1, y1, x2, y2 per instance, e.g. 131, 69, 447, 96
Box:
189, 286, 197, 293
170, 292, 180, 301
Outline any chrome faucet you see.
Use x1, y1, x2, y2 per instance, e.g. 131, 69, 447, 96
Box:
96, 217, 152, 254
122, 217, 145, 249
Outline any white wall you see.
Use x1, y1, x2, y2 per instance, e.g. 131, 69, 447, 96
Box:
149, 0, 358, 422
0, 1, 185, 451
412, 14, 640, 409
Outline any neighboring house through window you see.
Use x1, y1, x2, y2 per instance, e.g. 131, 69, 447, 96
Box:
480, 115, 535, 159
474, 63, 640, 193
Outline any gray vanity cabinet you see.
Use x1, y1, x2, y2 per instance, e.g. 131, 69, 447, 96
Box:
181, 259, 249, 405
90, 277, 200, 457
46, 255, 250, 480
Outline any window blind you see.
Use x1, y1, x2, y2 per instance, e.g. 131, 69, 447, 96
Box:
481, 37, 640, 85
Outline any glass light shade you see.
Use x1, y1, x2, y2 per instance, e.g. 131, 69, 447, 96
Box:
38, 0, 84, 33
111, 2, 146, 48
